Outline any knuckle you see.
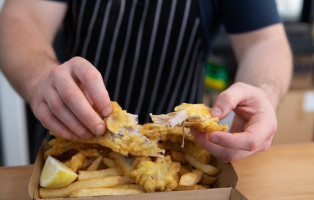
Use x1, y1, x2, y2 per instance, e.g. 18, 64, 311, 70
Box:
62, 88, 77, 102
69, 56, 87, 65
80, 69, 101, 83
49, 66, 63, 79
234, 82, 250, 91
40, 114, 52, 129
247, 140, 258, 151
247, 135, 259, 151
49, 100, 63, 113
222, 153, 236, 163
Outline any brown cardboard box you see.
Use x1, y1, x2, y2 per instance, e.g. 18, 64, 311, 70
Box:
28, 140, 247, 200
273, 89, 314, 145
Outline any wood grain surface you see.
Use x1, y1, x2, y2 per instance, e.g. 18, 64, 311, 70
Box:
0, 165, 33, 200
232, 142, 314, 200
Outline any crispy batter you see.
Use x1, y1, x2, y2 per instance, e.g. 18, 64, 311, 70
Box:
40, 102, 222, 197
141, 123, 194, 142
78, 130, 164, 157
61, 101, 165, 157
44, 136, 106, 160
65, 153, 86, 172
161, 140, 211, 164
130, 156, 180, 192
105, 102, 138, 134
150, 103, 228, 133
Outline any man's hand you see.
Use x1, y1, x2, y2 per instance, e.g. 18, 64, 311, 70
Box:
30, 57, 112, 140
191, 82, 277, 162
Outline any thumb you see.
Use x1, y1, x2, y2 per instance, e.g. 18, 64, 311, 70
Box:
211, 82, 249, 119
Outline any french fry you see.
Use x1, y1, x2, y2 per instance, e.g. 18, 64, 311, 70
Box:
118, 176, 135, 185
78, 168, 121, 180
185, 154, 220, 175
201, 175, 217, 185
197, 185, 210, 189
68, 153, 88, 172
114, 184, 146, 192
39, 176, 121, 198
69, 188, 144, 197
182, 142, 211, 164
87, 156, 103, 171
179, 165, 192, 176
168, 150, 186, 163
41, 105, 224, 198
174, 185, 199, 191
179, 169, 203, 186
103, 157, 116, 168
79, 149, 101, 157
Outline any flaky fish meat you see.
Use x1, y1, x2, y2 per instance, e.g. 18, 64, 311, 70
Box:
150, 103, 228, 133
141, 123, 194, 143
79, 101, 164, 157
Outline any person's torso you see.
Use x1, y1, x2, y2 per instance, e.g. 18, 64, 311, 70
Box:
62, 0, 208, 123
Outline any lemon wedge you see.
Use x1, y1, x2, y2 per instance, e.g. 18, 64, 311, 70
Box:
40, 156, 78, 188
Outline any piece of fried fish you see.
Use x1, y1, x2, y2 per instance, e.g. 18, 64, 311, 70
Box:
150, 103, 228, 133
49, 102, 164, 157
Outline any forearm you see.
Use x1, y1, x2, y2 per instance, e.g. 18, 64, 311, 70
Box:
0, 0, 66, 103
230, 24, 293, 109
0, 17, 58, 103
0, 14, 59, 103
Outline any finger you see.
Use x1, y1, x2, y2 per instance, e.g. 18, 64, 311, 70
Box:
52, 66, 106, 136
191, 129, 253, 162
37, 102, 80, 141
211, 82, 255, 119
70, 58, 112, 117
45, 87, 94, 140
208, 113, 275, 151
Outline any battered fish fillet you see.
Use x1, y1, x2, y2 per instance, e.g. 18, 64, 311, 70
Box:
44, 136, 106, 159
150, 103, 228, 133
105, 102, 138, 135
109, 151, 135, 178
130, 156, 180, 192
78, 102, 164, 157
141, 123, 194, 143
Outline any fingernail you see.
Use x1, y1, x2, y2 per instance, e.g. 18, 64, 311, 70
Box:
102, 107, 112, 117
211, 106, 222, 117
95, 124, 105, 135
210, 136, 220, 144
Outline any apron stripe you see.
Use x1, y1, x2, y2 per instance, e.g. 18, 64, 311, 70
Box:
157, 0, 192, 114
114, 0, 138, 100
124, 0, 150, 110
93, 0, 113, 67
81, 0, 101, 58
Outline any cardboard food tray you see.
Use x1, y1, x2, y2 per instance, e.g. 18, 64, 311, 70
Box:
28, 139, 247, 200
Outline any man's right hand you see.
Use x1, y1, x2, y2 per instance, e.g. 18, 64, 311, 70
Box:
30, 57, 112, 140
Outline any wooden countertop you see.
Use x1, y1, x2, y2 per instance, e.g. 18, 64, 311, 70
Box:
0, 165, 33, 200
0, 143, 313, 200
232, 142, 314, 200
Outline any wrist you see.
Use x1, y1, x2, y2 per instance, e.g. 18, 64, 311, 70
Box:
256, 83, 280, 110
25, 60, 60, 104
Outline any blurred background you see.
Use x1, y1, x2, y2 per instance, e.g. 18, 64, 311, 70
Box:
0, 0, 313, 167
